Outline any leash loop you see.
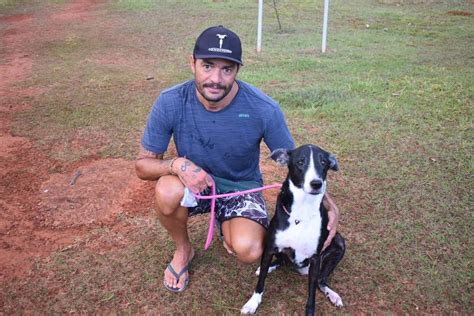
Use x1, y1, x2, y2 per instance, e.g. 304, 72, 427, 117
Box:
193, 183, 282, 250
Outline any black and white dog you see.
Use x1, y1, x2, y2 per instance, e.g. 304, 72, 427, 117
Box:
241, 144, 345, 315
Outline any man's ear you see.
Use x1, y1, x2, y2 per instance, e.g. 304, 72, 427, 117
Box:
189, 55, 196, 74
328, 154, 339, 171
270, 148, 290, 166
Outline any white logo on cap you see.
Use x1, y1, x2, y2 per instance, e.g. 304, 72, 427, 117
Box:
216, 34, 227, 49
208, 34, 232, 54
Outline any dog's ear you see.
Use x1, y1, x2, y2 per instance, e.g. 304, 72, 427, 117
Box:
270, 148, 290, 166
328, 154, 339, 171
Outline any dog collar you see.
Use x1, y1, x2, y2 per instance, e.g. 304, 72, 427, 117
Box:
282, 205, 301, 225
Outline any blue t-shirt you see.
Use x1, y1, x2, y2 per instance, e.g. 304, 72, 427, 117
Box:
141, 79, 294, 185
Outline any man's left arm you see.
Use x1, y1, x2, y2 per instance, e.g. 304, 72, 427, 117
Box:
263, 107, 295, 152
322, 192, 340, 251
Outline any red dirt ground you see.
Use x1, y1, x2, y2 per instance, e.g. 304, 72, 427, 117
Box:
0, 0, 156, 282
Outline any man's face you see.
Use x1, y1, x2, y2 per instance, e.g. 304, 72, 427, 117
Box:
191, 58, 239, 104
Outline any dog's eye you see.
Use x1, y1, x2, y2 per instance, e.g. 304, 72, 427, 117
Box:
297, 159, 305, 167
319, 154, 327, 166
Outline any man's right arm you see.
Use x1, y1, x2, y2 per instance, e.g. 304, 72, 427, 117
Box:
135, 144, 169, 180
135, 145, 214, 193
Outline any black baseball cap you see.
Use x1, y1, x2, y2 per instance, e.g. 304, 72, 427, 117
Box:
193, 25, 243, 65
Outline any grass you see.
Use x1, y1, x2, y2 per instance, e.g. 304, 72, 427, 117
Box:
1, 0, 473, 314
110, 0, 156, 11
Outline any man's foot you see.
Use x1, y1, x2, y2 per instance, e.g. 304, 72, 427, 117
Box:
163, 247, 194, 293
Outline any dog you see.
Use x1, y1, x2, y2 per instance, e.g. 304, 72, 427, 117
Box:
241, 144, 345, 315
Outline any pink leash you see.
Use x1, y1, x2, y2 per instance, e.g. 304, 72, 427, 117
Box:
193, 181, 282, 250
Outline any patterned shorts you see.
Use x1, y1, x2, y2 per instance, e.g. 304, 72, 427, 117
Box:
188, 188, 269, 234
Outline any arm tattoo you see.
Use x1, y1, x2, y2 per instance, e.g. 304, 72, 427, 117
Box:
137, 145, 162, 160
181, 160, 192, 172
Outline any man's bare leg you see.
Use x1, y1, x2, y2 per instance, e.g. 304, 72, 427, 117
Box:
221, 217, 265, 263
155, 175, 194, 290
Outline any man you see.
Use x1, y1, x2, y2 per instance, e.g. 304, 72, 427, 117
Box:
135, 25, 340, 293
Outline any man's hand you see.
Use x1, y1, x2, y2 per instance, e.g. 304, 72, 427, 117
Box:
322, 192, 340, 251
172, 157, 214, 193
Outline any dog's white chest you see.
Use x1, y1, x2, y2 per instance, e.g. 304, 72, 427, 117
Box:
274, 198, 323, 265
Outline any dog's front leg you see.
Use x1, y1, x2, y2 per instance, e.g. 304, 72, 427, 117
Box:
241, 248, 274, 314
305, 255, 321, 316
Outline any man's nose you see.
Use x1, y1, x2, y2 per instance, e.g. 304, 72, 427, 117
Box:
209, 68, 222, 83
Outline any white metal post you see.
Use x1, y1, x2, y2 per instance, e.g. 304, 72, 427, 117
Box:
257, 0, 263, 53
322, 0, 329, 53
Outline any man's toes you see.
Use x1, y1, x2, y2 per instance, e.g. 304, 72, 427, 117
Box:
177, 276, 186, 288
164, 269, 187, 289
164, 271, 177, 287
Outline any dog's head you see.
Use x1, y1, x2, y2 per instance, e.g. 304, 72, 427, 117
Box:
271, 144, 338, 195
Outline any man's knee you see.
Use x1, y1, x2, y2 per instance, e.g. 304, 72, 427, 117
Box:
232, 236, 264, 264
155, 176, 184, 216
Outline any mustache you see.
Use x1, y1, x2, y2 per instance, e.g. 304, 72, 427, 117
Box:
203, 83, 225, 89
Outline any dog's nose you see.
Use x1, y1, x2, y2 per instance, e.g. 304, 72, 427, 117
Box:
310, 180, 322, 190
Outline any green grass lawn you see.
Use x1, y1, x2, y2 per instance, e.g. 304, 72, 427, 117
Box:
1, 0, 472, 314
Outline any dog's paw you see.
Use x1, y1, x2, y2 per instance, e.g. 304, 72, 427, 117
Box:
240, 304, 257, 315
241, 293, 262, 314
326, 290, 343, 308
297, 266, 309, 276
331, 295, 343, 308
255, 266, 260, 276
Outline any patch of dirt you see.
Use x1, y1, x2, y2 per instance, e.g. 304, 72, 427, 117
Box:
39, 159, 144, 228
0, 135, 28, 159
0, 52, 33, 96
0, 0, 157, 282
260, 158, 285, 203
0, 132, 73, 280
447, 10, 472, 16
50, 2, 97, 22
49, 128, 112, 161
0, 14, 34, 23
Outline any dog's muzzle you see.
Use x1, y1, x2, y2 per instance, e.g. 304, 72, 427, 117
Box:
307, 180, 324, 195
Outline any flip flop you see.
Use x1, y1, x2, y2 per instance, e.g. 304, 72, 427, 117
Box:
163, 263, 190, 293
